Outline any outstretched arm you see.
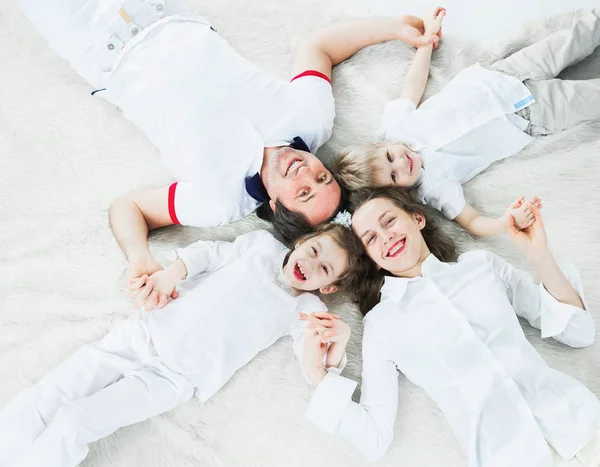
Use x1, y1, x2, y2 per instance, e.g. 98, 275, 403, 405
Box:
291, 15, 440, 80
455, 196, 542, 237
109, 185, 173, 281
399, 7, 446, 106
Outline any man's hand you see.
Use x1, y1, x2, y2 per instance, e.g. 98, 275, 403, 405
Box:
126, 254, 164, 284
128, 258, 185, 311
399, 10, 445, 49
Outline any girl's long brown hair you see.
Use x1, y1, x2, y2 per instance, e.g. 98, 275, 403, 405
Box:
349, 187, 458, 315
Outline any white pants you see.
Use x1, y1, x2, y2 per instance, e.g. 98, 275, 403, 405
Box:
0, 319, 195, 467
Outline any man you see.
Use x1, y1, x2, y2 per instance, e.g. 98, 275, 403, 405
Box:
20, 0, 440, 308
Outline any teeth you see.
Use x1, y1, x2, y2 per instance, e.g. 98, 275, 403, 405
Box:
286, 160, 300, 176
388, 240, 404, 256
299, 264, 306, 278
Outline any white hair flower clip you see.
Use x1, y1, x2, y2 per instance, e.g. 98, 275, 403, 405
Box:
331, 210, 352, 229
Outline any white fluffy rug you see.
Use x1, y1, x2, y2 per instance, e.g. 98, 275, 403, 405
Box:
1, 1, 599, 466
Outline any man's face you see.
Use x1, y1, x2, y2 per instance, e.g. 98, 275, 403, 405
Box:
264, 147, 341, 226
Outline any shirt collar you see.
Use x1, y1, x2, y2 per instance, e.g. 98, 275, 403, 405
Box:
244, 136, 311, 203
380, 254, 448, 301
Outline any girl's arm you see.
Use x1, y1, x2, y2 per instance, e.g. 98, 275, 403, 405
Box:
398, 8, 446, 107
454, 196, 542, 237
299, 312, 351, 370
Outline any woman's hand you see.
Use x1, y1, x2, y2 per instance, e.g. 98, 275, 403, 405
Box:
299, 312, 350, 344
506, 202, 548, 261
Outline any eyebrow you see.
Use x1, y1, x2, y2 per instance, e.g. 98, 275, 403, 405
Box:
317, 240, 336, 277
299, 175, 334, 203
360, 210, 391, 239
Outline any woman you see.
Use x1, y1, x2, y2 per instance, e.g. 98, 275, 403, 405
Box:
301, 187, 600, 467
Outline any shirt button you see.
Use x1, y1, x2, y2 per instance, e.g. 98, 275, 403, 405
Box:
156, 3, 164, 11
131, 27, 139, 36
107, 43, 115, 50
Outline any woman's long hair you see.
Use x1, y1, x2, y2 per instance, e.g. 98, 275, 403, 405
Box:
349, 187, 458, 315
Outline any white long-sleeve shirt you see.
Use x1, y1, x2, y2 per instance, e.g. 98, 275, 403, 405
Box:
306, 251, 599, 466
380, 64, 535, 219
144, 230, 336, 402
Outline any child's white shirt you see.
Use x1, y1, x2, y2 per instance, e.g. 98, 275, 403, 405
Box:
306, 251, 599, 464
144, 230, 335, 401
380, 64, 536, 219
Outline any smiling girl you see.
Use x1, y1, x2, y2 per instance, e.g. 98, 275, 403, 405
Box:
0, 225, 362, 467
303, 187, 600, 467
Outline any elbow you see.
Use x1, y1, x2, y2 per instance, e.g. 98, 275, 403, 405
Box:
361, 430, 393, 462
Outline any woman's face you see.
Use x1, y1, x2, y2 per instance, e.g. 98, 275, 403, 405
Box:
351, 197, 429, 278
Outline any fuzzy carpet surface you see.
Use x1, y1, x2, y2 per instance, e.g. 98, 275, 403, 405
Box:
0, 1, 599, 466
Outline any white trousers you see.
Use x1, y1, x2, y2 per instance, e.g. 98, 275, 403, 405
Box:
0, 319, 195, 467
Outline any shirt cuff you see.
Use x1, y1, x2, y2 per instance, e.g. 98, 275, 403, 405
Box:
540, 264, 588, 338
305, 372, 357, 434
167, 245, 209, 279
290, 70, 331, 83
168, 182, 181, 225
327, 352, 347, 374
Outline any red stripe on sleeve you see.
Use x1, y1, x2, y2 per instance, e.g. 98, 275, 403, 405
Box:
168, 182, 181, 225
290, 70, 331, 83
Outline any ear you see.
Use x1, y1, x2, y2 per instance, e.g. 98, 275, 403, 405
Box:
269, 199, 276, 212
413, 212, 426, 230
319, 284, 339, 295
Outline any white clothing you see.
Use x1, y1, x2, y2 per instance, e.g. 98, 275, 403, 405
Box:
306, 251, 600, 466
0, 319, 196, 467
146, 229, 329, 401
0, 230, 340, 467
380, 64, 535, 219
19, 0, 336, 227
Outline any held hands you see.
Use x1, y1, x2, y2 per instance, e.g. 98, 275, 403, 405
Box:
505, 195, 543, 230
399, 8, 446, 49
299, 312, 351, 387
299, 312, 351, 344
128, 259, 186, 311
506, 201, 549, 261
423, 7, 446, 37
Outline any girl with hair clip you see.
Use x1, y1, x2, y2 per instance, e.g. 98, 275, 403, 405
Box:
0, 223, 364, 467
301, 187, 600, 467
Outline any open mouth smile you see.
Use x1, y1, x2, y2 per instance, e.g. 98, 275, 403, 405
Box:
293, 262, 308, 281
285, 158, 303, 178
386, 238, 406, 258
406, 154, 414, 174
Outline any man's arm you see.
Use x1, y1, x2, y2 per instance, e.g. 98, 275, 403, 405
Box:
108, 185, 173, 281
291, 16, 439, 80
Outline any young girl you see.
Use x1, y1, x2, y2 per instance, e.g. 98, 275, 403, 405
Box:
0, 224, 361, 467
335, 8, 600, 237
302, 187, 600, 467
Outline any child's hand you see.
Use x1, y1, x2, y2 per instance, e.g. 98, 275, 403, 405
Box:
506, 202, 549, 261
423, 7, 446, 37
301, 324, 328, 387
299, 312, 350, 344
398, 15, 442, 49
505, 195, 543, 230
129, 260, 186, 311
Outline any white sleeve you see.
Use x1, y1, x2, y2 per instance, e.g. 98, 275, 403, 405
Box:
490, 252, 595, 347
421, 180, 466, 220
170, 230, 263, 278
289, 75, 335, 152
380, 98, 417, 138
305, 320, 399, 461
169, 181, 257, 228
